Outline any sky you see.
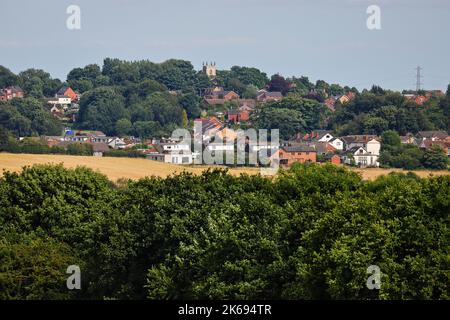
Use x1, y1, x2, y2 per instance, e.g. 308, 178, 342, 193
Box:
1, 0, 449, 91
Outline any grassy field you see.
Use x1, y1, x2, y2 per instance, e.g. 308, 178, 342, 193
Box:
0, 153, 449, 181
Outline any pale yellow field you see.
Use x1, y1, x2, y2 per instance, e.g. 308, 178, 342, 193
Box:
0, 153, 259, 181
0, 153, 448, 182
352, 167, 450, 180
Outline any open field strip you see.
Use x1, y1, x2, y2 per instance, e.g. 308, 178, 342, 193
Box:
0, 153, 449, 181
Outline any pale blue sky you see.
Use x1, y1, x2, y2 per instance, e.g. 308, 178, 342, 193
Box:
1, 0, 449, 91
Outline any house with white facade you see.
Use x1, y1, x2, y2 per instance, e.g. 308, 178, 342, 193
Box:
342, 136, 381, 167
164, 151, 193, 164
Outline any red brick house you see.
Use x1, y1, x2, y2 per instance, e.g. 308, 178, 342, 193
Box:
0, 86, 24, 101
274, 144, 317, 167
226, 110, 250, 123
329, 154, 342, 165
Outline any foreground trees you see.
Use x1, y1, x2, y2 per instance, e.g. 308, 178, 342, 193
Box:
0, 164, 448, 300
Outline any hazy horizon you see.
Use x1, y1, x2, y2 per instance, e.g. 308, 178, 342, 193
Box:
1, 0, 449, 91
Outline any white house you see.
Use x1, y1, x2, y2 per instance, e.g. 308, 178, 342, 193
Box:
344, 147, 380, 167
329, 138, 344, 151
109, 138, 127, 149
164, 151, 193, 164
205, 142, 235, 152
341, 135, 380, 153
47, 95, 72, 110
317, 132, 335, 142
366, 139, 381, 156
161, 142, 191, 152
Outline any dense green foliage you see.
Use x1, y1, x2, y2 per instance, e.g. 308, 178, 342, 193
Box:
0, 98, 62, 136
254, 97, 330, 139
379, 131, 449, 170
328, 90, 449, 135
0, 136, 93, 156
0, 164, 448, 300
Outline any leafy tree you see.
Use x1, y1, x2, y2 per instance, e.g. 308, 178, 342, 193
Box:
78, 87, 127, 135
381, 130, 401, 149
255, 107, 306, 140
116, 118, 132, 136
179, 93, 201, 119
421, 145, 449, 169
0, 66, 20, 88
19, 69, 62, 97
263, 97, 329, 132
268, 74, 290, 95
0, 237, 80, 300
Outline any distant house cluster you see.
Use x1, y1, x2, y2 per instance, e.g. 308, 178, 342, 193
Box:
287, 131, 381, 167
43, 130, 141, 157
323, 92, 356, 111
403, 90, 445, 106
46, 87, 81, 122
401, 131, 450, 156
0, 86, 24, 101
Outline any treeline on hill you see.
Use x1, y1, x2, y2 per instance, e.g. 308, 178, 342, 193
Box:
328, 87, 450, 136
0, 163, 448, 300
1, 62, 449, 140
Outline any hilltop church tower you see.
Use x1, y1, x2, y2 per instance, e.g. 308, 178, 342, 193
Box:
202, 62, 217, 79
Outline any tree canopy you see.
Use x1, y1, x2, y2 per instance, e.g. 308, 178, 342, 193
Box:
1, 163, 448, 300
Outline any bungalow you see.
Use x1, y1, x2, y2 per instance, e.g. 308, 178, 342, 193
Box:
91, 143, 110, 157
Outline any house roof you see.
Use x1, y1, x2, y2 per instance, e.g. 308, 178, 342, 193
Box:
418, 131, 449, 140
0, 86, 23, 93
308, 141, 336, 154
341, 135, 379, 144
56, 87, 72, 95
420, 140, 450, 150
90, 143, 110, 153
282, 145, 316, 153
258, 91, 282, 99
